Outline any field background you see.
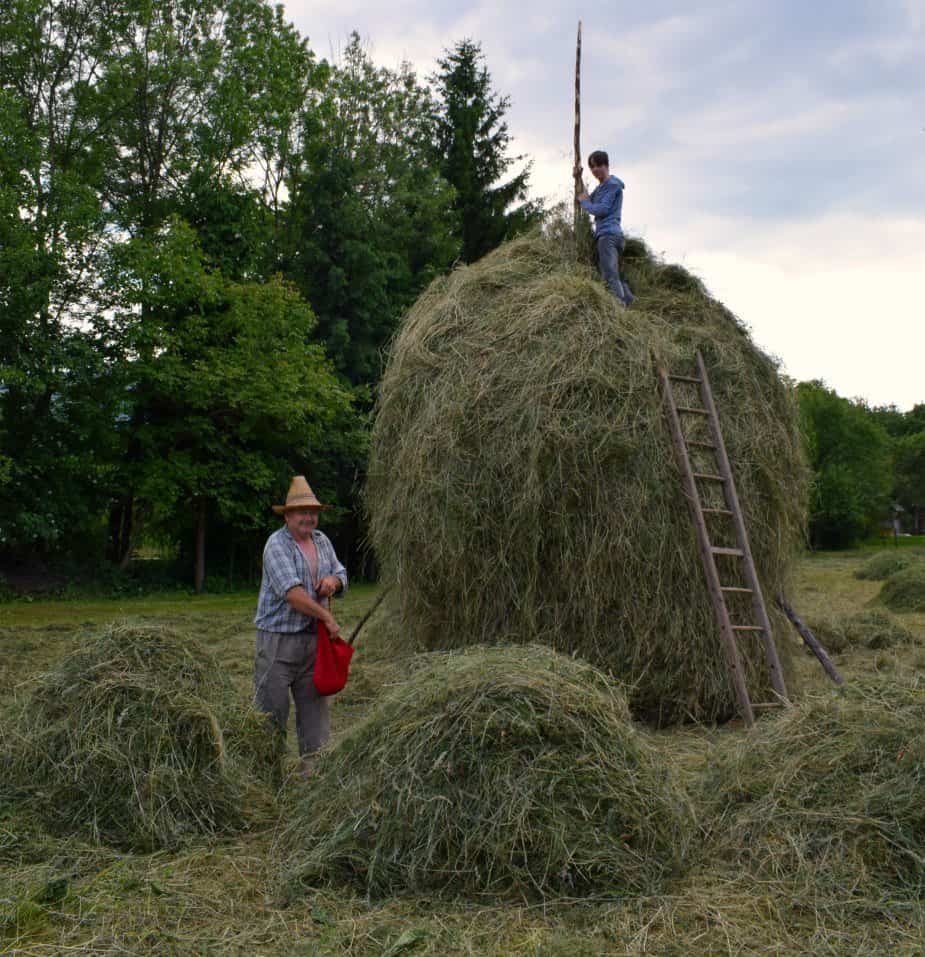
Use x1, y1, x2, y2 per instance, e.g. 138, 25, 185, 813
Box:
1, 548, 923, 956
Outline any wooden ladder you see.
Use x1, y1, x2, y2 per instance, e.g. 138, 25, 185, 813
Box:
656, 350, 789, 727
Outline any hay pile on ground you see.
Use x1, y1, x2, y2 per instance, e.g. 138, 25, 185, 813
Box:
879, 565, 925, 612
855, 551, 921, 581
281, 645, 693, 900
0, 621, 280, 851
366, 228, 807, 724
806, 609, 918, 653
701, 675, 924, 899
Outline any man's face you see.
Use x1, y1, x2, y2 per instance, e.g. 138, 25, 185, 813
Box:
589, 161, 609, 184
285, 507, 320, 541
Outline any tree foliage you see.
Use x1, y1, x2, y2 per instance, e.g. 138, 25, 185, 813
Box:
797, 382, 893, 548
282, 34, 457, 384
431, 39, 542, 264
1, 6, 543, 587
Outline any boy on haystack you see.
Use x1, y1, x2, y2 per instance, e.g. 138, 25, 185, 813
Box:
254, 475, 347, 776
576, 150, 634, 307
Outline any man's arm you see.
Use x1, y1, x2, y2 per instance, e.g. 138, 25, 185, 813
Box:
579, 180, 618, 217
314, 533, 348, 599
286, 586, 341, 637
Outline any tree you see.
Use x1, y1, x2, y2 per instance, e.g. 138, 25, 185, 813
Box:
282, 34, 457, 385
894, 432, 925, 516
431, 39, 542, 264
109, 220, 363, 591
797, 382, 893, 548
0, 0, 123, 559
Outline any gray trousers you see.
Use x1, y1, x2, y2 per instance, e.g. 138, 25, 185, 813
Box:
254, 629, 330, 756
596, 234, 633, 305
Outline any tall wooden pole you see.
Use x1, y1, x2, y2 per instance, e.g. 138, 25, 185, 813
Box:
573, 21, 582, 228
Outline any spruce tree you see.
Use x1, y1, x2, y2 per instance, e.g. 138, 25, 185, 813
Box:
432, 39, 542, 263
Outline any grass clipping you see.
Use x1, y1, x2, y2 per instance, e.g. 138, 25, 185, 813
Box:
0, 621, 280, 851
281, 645, 692, 900
367, 228, 807, 724
855, 550, 922, 581
879, 564, 925, 612
702, 674, 925, 899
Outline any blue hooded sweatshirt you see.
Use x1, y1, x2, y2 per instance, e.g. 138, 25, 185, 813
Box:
579, 175, 624, 238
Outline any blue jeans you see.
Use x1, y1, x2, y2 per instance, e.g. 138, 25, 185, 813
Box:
596, 234, 633, 305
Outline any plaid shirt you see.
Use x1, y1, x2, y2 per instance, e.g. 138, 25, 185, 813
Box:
254, 526, 348, 633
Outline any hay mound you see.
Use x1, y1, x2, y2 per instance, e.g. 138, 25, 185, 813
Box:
0, 622, 280, 851
806, 609, 917, 653
855, 551, 921, 581
878, 565, 925, 612
702, 676, 925, 897
367, 229, 807, 724
281, 645, 692, 899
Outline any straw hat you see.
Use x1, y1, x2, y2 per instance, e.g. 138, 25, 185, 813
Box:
272, 475, 329, 514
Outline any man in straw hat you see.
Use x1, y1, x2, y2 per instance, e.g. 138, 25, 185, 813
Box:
254, 475, 348, 776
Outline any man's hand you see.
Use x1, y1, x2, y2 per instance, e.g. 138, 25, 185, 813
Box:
322, 612, 341, 638
316, 575, 341, 598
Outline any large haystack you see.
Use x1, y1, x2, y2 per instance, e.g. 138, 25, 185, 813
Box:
701, 675, 924, 898
0, 622, 280, 851
366, 229, 807, 723
281, 645, 692, 899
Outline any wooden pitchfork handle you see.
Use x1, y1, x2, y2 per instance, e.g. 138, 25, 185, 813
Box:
347, 586, 392, 647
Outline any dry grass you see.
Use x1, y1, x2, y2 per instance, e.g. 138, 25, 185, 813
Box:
1, 556, 923, 954
0, 622, 281, 852
366, 228, 808, 726
878, 564, 925, 612
281, 645, 694, 900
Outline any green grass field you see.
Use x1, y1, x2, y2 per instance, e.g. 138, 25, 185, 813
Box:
1, 554, 922, 956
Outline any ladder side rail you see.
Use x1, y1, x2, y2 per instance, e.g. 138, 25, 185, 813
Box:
694, 352, 789, 702
657, 360, 755, 727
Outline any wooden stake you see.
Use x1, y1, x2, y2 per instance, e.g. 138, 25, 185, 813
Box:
347, 585, 392, 647
778, 596, 845, 685
573, 20, 582, 227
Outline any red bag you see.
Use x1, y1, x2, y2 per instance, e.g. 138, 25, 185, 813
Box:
313, 620, 354, 696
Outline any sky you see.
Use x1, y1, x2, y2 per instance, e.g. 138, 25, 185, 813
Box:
285, 0, 924, 410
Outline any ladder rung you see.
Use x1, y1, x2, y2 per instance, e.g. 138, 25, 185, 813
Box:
731, 625, 764, 632
721, 586, 753, 593
711, 547, 744, 556
669, 375, 702, 384
693, 472, 725, 482
677, 406, 709, 415
703, 508, 734, 516
687, 440, 716, 449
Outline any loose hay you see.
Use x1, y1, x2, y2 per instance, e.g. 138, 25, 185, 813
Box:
878, 564, 925, 612
0, 621, 280, 851
367, 228, 807, 724
281, 645, 693, 900
855, 551, 921, 581
805, 609, 918, 653
702, 674, 925, 898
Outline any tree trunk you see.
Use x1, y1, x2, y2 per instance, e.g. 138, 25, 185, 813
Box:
194, 500, 206, 594
117, 497, 138, 571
